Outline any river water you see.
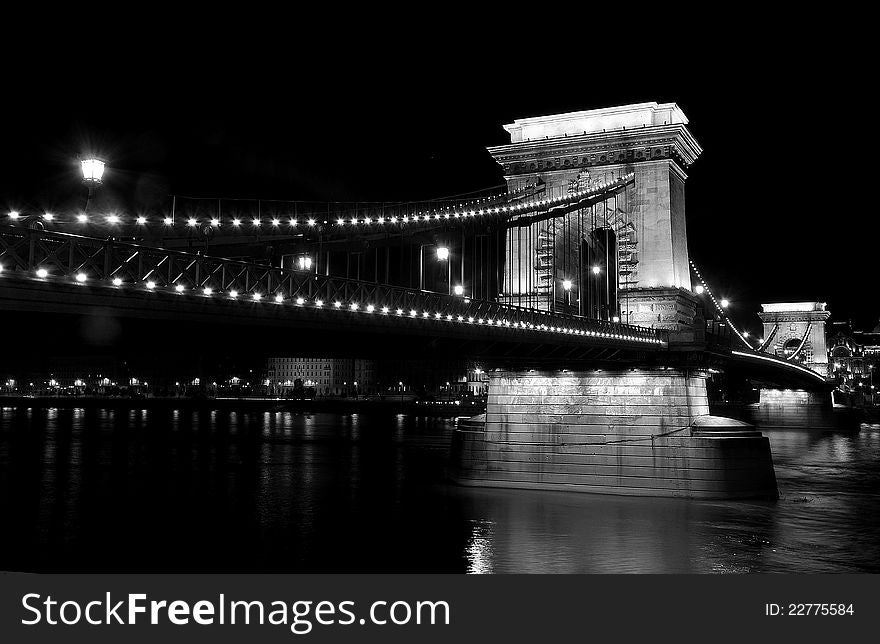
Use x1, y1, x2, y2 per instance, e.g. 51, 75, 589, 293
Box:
0, 406, 878, 573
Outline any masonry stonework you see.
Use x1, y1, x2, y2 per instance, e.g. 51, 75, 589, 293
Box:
453, 369, 778, 499
488, 102, 702, 331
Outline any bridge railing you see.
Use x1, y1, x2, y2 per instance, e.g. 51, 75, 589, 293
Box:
0, 225, 665, 345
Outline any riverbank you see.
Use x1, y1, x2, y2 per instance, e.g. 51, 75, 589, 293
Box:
0, 394, 484, 417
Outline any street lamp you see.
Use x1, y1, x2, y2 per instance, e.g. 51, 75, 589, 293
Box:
562, 279, 573, 309
80, 158, 105, 215
419, 244, 452, 292
81, 158, 105, 183
721, 299, 730, 308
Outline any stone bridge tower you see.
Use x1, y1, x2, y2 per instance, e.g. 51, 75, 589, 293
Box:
487, 101, 702, 331
758, 302, 830, 377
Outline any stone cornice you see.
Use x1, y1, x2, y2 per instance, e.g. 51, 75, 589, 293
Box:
758, 311, 831, 323
487, 124, 702, 175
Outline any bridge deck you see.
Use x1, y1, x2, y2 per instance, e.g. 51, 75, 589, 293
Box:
0, 225, 663, 359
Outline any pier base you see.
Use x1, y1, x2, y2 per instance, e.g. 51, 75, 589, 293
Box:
452, 368, 777, 499
717, 389, 860, 430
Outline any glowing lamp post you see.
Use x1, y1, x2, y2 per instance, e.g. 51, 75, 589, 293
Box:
80, 158, 105, 214
437, 246, 452, 294
81, 158, 105, 183
419, 244, 452, 292
562, 278, 573, 309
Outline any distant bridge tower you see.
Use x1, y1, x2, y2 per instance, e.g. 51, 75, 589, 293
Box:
488, 102, 702, 330
758, 302, 830, 377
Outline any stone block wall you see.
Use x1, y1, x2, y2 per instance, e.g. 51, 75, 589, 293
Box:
452, 368, 778, 499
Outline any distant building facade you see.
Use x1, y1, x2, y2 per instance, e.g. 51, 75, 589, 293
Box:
827, 320, 880, 395
266, 358, 376, 396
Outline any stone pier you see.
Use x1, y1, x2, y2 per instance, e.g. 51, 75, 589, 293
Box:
453, 368, 778, 499
746, 388, 858, 430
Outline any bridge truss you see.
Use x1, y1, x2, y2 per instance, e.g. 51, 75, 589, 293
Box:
0, 224, 663, 349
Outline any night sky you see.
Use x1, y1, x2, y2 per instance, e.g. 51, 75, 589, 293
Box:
1, 37, 874, 333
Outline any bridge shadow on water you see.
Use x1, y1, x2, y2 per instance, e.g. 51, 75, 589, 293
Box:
0, 406, 877, 573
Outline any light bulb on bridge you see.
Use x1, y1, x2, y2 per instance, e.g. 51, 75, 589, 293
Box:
592, 266, 601, 275
187, 218, 197, 227
307, 218, 316, 226
175, 284, 185, 292
75, 272, 87, 282
36, 268, 48, 278
8, 211, 20, 219
80, 158, 105, 183
107, 214, 120, 224
77, 214, 88, 223
453, 285, 464, 296
211, 218, 220, 227
743, 331, 749, 338
721, 299, 730, 308
112, 277, 123, 286
164, 217, 173, 225
695, 285, 704, 294
43, 213, 54, 221
436, 247, 449, 261
136, 216, 147, 225
232, 219, 241, 226
562, 279, 572, 291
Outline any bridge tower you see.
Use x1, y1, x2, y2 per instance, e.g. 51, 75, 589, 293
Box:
488, 102, 702, 331
751, 302, 837, 428
758, 302, 830, 377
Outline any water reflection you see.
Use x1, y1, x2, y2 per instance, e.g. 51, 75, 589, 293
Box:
0, 407, 877, 573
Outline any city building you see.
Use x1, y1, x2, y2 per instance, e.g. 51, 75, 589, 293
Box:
266, 358, 377, 396
828, 319, 880, 398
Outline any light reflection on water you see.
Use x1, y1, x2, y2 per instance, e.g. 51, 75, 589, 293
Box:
0, 406, 877, 573
460, 426, 880, 573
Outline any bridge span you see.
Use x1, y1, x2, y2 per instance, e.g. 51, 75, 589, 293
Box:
1, 101, 837, 500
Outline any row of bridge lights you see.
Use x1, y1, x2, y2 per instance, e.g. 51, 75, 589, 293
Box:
690, 259, 761, 349
6, 210, 323, 228
7, 265, 661, 345
4, 174, 635, 230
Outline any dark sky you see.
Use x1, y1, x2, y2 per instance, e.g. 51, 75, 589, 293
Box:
1, 30, 874, 333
